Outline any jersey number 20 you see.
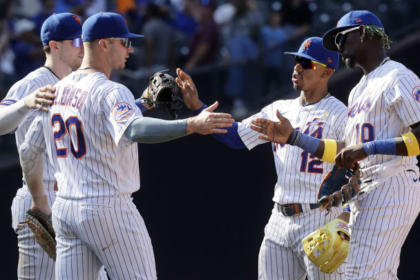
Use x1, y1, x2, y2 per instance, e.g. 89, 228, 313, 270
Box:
52, 114, 87, 159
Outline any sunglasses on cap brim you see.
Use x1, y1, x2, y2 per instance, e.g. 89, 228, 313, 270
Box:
295, 56, 328, 70
334, 26, 361, 50
99, 38, 132, 49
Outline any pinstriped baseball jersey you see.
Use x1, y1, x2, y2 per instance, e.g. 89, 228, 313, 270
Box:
26, 71, 143, 199
238, 96, 347, 204
345, 59, 420, 185
0, 67, 59, 192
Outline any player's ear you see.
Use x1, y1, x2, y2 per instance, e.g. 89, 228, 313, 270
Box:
322, 68, 334, 79
49, 40, 59, 52
97, 39, 110, 52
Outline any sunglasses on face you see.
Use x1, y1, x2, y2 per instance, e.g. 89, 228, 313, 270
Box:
334, 26, 361, 50
101, 38, 132, 49
72, 38, 83, 48
295, 56, 327, 70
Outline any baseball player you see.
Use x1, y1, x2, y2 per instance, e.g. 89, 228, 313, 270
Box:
176, 37, 349, 279
19, 12, 234, 280
0, 13, 100, 280
251, 11, 420, 279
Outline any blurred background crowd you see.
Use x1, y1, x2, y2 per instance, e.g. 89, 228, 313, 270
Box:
1, 0, 420, 165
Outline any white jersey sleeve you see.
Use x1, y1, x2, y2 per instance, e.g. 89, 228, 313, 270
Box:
385, 72, 420, 127
101, 86, 143, 148
237, 101, 281, 150
26, 113, 47, 149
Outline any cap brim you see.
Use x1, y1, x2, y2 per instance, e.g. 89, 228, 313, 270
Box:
284, 52, 322, 65
117, 32, 144, 39
322, 25, 360, 51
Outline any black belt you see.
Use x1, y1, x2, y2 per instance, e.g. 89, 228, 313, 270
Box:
276, 203, 319, 216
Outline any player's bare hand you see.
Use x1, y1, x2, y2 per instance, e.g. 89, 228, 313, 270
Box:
250, 110, 294, 143
176, 68, 203, 111
335, 144, 367, 169
187, 101, 234, 135
24, 85, 55, 112
30, 195, 52, 216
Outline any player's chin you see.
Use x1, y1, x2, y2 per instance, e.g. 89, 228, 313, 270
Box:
293, 82, 303, 91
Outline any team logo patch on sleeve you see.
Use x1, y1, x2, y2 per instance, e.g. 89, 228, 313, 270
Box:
412, 86, 420, 103
112, 102, 134, 121
0, 99, 17, 106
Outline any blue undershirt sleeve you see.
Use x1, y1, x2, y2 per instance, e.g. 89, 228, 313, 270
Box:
134, 98, 148, 113
193, 104, 246, 149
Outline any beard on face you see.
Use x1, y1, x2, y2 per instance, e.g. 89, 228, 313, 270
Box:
293, 83, 302, 91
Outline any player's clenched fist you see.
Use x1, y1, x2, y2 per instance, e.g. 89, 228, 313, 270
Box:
186, 101, 234, 135
334, 144, 368, 169
24, 85, 56, 112
250, 110, 294, 143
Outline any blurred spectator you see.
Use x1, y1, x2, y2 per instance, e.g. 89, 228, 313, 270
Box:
260, 11, 289, 93
224, 0, 263, 118
31, 0, 55, 36
183, 0, 219, 70
281, 0, 312, 41
170, 0, 197, 38
10, 19, 44, 79
53, 0, 94, 17
13, 0, 41, 18
143, 3, 175, 73
116, 0, 136, 14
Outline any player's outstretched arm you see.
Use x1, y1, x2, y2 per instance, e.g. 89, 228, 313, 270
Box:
19, 141, 51, 216
125, 102, 234, 143
251, 110, 345, 162
335, 121, 420, 169
0, 85, 55, 135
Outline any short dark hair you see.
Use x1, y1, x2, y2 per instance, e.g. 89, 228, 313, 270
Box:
43, 45, 51, 54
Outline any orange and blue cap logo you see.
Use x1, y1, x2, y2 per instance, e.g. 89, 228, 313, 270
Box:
303, 40, 312, 50
412, 86, 420, 103
327, 58, 332, 63
73, 15, 82, 25
112, 102, 134, 121
355, 18, 362, 23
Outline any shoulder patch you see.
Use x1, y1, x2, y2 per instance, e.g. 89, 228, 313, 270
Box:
0, 99, 17, 106
112, 102, 134, 122
412, 86, 420, 103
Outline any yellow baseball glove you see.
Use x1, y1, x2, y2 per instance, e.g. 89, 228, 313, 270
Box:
302, 218, 349, 274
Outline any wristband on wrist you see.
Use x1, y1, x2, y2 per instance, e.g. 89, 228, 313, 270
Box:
402, 131, 420, 156
320, 139, 337, 163
291, 131, 319, 155
343, 204, 351, 213
363, 139, 397, 156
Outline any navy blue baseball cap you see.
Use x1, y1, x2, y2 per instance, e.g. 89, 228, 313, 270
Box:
323, 10, 384, 51
284, 37, 339, 70
82, 12, 144, 42
41, 13, 82, 46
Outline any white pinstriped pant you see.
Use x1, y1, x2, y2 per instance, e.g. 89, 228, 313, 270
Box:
11, 187, 108, 280
11, 187, 56, 280
345, 169, 420, 279
258, 204, 345, 280
52, 194, 156, 280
